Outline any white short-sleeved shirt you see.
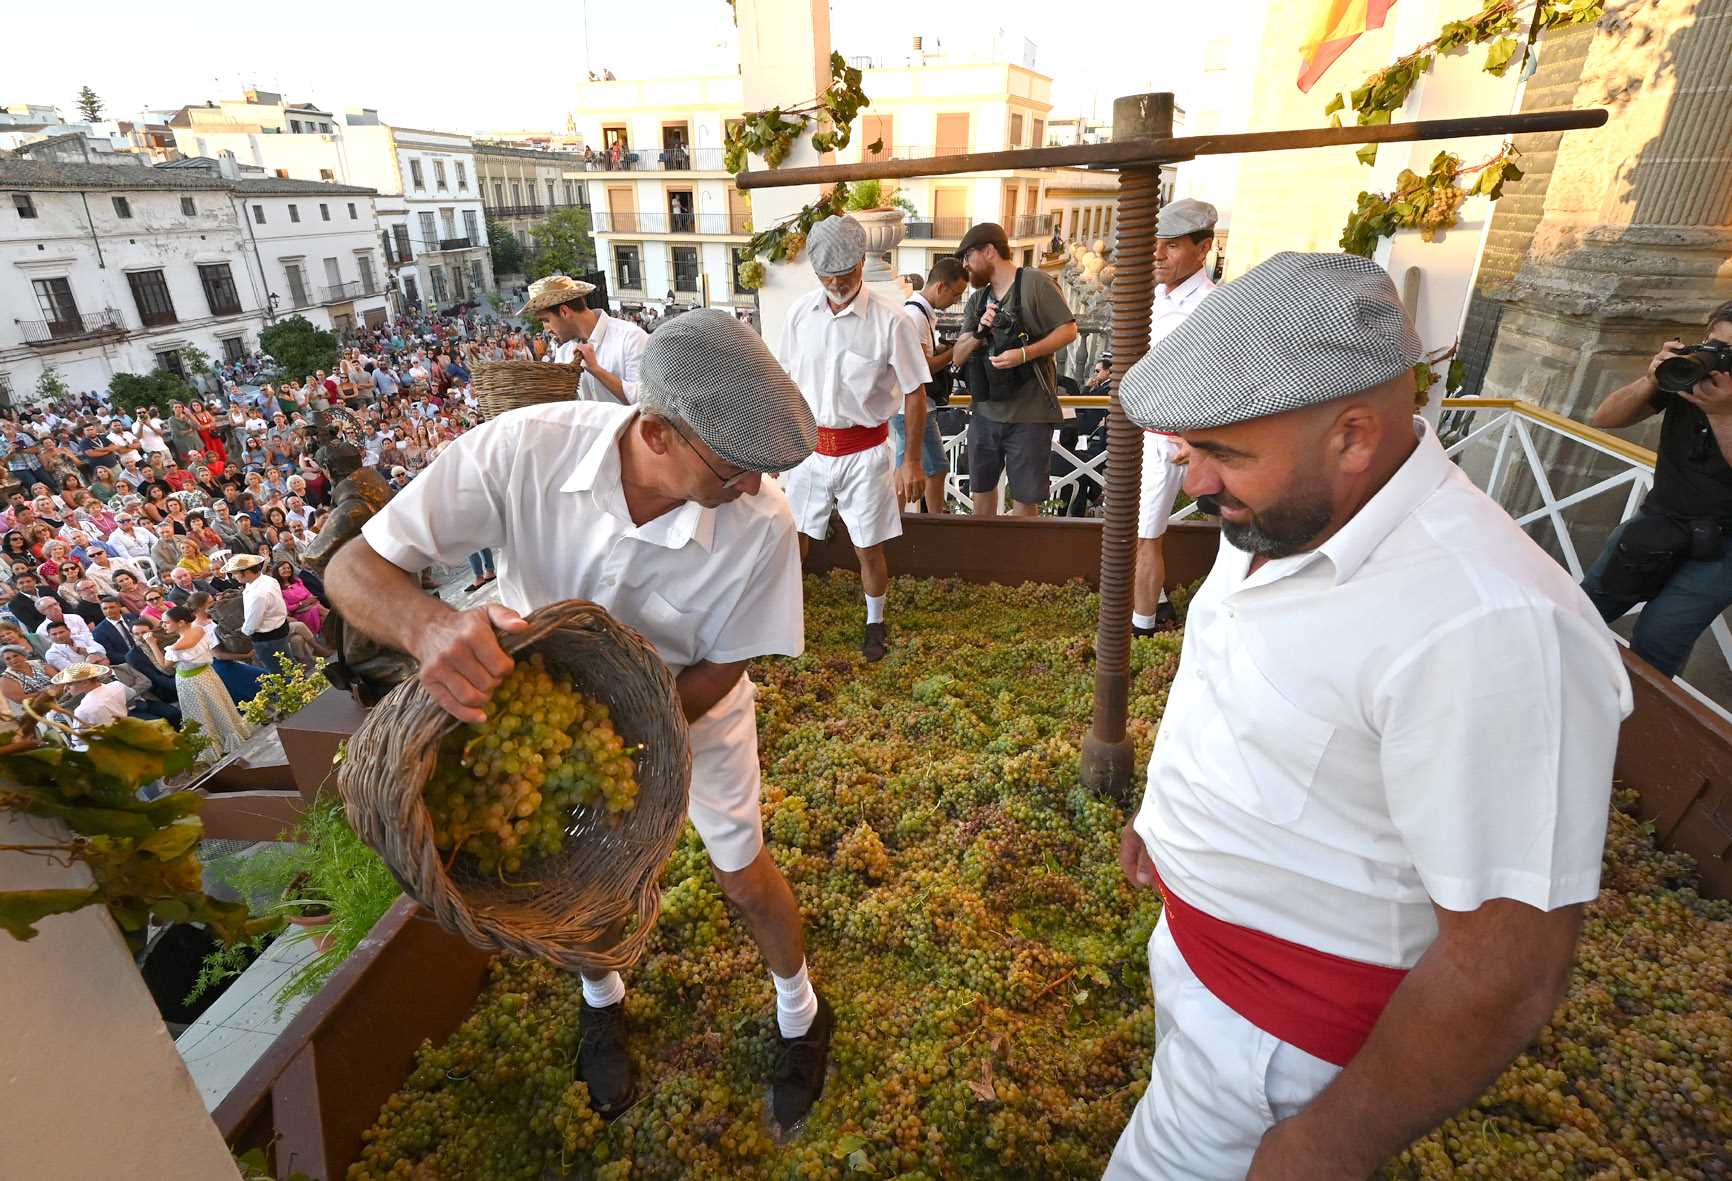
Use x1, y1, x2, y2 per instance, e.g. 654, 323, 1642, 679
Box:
74, 681, 130, 727
362, 401, 804, 676
165, 630, 216, 666
1150, 267, 1215, 346
1134, 418, 1633, 968
546, 311, 646, 406
241, 573, 289, 634
775, 288, 930, 428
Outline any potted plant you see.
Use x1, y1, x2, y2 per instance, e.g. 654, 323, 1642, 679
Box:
279, 870, 337, 952
842, 180, 917, 282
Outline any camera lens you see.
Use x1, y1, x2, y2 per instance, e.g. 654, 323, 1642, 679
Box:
1655, 354, 1710, 394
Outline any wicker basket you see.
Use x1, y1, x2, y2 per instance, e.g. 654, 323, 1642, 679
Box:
337, 600, 691, 973
473, 360, 582, 421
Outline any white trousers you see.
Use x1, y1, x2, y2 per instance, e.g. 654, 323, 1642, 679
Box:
1103, 915, 1341, 1181
782, 440, 904, 549
685, 675, 764, 874
1137, 433, 1189, 540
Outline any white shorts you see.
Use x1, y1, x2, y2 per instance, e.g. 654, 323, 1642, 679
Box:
781, 440, 904, 549
1137, 433, 1188, 540
685, 675, 765, 874
1103, 915, 1340, 1181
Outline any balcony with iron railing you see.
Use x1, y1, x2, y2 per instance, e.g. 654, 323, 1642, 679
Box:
592, 211, 752, 236
320, 280, 380, 304
905, 213, 1049, 242
435, 237, 475, 252
17, 307, 127, 347
487, 204, 547, 219
580, 147, 730, 173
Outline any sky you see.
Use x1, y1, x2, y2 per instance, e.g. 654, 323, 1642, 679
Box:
7, 0, 1174, 135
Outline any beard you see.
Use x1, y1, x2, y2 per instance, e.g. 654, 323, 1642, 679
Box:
1196, 490, 1334, 559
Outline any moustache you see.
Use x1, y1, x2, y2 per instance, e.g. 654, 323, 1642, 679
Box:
1194, 494, 1244, 517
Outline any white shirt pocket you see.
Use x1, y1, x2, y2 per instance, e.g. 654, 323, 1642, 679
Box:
1206, 638, 1336, 824
635, 590, 701, 672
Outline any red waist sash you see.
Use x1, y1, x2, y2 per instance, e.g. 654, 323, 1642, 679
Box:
816, 422, 890, 457
1153, 865, 1409, 1068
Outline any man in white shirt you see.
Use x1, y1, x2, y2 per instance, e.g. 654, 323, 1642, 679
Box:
223, 553, 293, 673
326, 310, 836, 1130
53, 662, 128, 726
522, 274, 646, 405
894, 257, 970, 514
106, 419, 143, 466
1134, 199, 1218, 636
1107, 253, 1633, 1181
107, 512, 157, 562
775, 215, 930, 661
34, 598, 94, 648
43, 619, 108, 673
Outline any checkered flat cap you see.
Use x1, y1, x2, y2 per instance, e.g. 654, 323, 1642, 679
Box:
807, 215, 867, 275
637, 309, 817, 473
1121, 251, 1423, 432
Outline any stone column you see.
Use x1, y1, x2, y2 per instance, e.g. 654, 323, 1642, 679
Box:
1483, 0, 1732, 421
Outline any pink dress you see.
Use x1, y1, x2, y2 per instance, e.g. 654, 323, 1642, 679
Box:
281, 578, 325, 634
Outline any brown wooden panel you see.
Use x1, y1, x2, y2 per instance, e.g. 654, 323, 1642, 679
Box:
277, 687, 368, 800
199, 790, 309, 842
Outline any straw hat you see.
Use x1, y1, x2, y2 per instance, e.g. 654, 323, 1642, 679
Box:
220, 553, 267, 574
518, 275, 597, 316
51, 662, 110, 685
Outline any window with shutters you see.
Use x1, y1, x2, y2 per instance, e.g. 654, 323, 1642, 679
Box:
440, 209, 457, 241
511, 181, 522, 206
14, 194, 37, 219
324, 257, 343, 289
253, 204, 266, 224
546, 180, 556, 207
319, 203, 330, 221
434, 160, 448, 190
564, 180, 577, 205
493, 181, 505, 207
357, 254, 377, 293
410, 159, 425, 190
180, 196, 196, 216
614, 244, 642, 291
393, 223, 413, 262
430, 266, 448, 303
469, 259, 485, 290
348, 202, 357, 219
456, 162, 468, 190
419, 211, 438, 249
221, 336, 246, 364
112, 196, 132, 219
289, 204, 300, 223
1009, 113, 1024, 147
126, 269, 176, 326
198, 263, 241, 316
672, 246, 700, 292
463, 209, 480, 244
32, 277, 81, 334
284, 262, 309, 308
1033, 118, 1046, 146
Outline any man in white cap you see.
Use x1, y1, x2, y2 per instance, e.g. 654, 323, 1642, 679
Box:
1107, 252, 1632, 1180
224, 553, 295, 674
325, 309, 837, 1130
520, 274, 645, 405
775, 213, 930, 661
1133, 197, 1217, 635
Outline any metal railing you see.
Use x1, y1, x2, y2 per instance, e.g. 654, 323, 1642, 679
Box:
320, 281, 368, 303
592, 211, 751, 235
436, 237, 474, 251
487, 204, 547, 218
903, 213, 1048, 241
17, 307, 126, 345
580, 147, 729, 172
920, 393, 1731, 719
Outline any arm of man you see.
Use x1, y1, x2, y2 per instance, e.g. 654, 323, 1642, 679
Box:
989, 273, 1078, 369
574, 341, 629, 403
675, 659, 748, 723
1588, 340, 1680, 429
1248, 602, 1631, 1179
888, 314, 933, 503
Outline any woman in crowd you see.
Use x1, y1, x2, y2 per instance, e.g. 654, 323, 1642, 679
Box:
111, 568, 149, 615
184, 592, 267, 703
140, 606, 252, 760
191, 401, 229, 464
175, 536, 214, 578
0, 644, 53, 715
4, 531, 32, 566
273, 559, 326, 635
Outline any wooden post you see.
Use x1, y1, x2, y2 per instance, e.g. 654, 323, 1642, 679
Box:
1080, 93, 1174, 803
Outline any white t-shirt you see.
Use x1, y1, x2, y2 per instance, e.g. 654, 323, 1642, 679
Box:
362, 401, 804, 677
74, 681, 130, 727
776, 288, 930, 428
1134, 419, 1632, 968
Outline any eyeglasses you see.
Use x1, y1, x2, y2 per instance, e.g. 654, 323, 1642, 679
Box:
666, 420, 753, 490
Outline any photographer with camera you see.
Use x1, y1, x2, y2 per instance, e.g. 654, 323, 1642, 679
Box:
952, 222, 1078, 516
1580, 301, 1732, 677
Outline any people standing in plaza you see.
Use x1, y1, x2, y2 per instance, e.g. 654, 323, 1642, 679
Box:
950, 221, 1077, 516
523, 275, 646, 405
1107, 252, 1632, 1181
774, 215, 929, 661
1134, 199, 1218, 635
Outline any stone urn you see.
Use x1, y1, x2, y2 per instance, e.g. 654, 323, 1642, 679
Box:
851, 208, 907, 282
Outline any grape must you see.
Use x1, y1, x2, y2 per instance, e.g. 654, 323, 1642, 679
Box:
423, 653, 640, 876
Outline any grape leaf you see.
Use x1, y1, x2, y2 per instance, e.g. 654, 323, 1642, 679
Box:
0, 888, 99, 940
846, 1149, 875, 1174
1323, 93, 1345, 117
1482, 37, 1520, 77
1446, 358, 1467, 393
832, 1134, 866, 1158
1356, 144, 1380, 167
137, 817, 203, 861
866, 138, 883, 155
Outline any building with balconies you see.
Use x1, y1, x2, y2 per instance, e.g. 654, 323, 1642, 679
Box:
0, 158, 383, 406
472, 142, 590, 275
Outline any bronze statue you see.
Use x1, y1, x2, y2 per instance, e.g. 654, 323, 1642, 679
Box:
301, 436, 420, 704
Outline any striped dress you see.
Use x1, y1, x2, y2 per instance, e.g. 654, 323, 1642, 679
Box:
164, 630, 254, 760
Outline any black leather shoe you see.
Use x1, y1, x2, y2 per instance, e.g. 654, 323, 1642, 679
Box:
1154, 601, 1180, 632
862, 621, 889, 662
771, 993, 834, 1130
1132, 625, 1157, 638
577, 999, 637, 1117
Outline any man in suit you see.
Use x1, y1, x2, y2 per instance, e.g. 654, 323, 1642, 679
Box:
6, 573, 47, 632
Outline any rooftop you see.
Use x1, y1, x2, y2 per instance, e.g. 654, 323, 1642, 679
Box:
0, 158, 376, 195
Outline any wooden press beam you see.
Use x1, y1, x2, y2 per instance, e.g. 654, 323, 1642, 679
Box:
733, 107, 1608, 189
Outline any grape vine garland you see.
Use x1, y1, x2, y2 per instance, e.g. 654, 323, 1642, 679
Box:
349, 575, 1731, 1181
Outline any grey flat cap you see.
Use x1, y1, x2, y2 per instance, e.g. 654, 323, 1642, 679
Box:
807, 214, 867, 275
637, 309, 817, 473
1121, 251, 1423, 432
1156, 198, 1218, 239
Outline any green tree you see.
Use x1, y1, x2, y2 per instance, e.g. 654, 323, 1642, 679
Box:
75, 85, 104, 123
487, 217, 525, 277
107, 370, 195, 416
525, 207, 596, 281
260, 315, 339, 382
34, 367, 69, 404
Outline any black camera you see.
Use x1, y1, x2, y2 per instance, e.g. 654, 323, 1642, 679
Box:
1655, 340, 1732, 394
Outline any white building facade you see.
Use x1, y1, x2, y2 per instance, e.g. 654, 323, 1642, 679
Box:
232, 179, 389, 336
0, 159, 384, 405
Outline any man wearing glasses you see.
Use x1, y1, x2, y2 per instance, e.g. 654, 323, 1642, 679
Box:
325, 310, 838, 1131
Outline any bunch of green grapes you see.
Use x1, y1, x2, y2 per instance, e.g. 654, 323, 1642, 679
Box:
422, 653, 640, 876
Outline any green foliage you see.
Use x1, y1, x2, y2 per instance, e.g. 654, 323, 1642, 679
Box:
34, 367, 69, 403
744, 181, 852, 268
184, 930, 271, 1005
240, 655, 330, 728
75, 84, 104, 123
525, 207, 596, 282
177, 343, 213, 377
260, 315, 339, 382
1340, 147, 1521, 257
107, 369, 194, 416
723, 52, 872, 174
235, 1147, 315, 1181
487, 216, 525, 277
842, 178, 915, 217
0, 709, 282, 948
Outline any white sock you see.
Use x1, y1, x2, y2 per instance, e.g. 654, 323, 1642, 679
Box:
864, 593, 886, 625
1158, 588, 1169, 604
1132, 611, 1158, 630
773, 960, 819, 1038
581, 971, 625, 1008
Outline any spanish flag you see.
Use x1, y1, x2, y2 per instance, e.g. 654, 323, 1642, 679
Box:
1298, 0, 1397, 92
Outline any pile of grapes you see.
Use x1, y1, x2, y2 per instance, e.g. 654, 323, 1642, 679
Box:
423, 652, 639, 877
352, 575, 1731, 1181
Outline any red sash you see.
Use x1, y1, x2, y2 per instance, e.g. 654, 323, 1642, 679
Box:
1153, 865, 1409, 1068
816, 422, 890, 457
